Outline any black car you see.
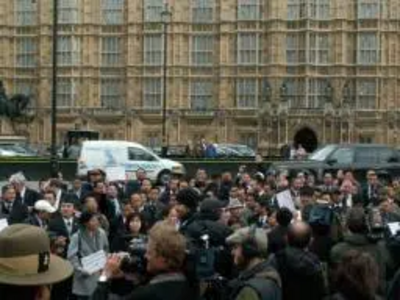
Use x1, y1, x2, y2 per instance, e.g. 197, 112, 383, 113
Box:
269, 144, 400, 182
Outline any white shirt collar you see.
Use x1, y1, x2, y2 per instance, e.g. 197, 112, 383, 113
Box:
20, 187, 26, 198
54, 190, 62, 210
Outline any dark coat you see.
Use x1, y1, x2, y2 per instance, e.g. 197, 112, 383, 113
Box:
80, 182, 94, 198
230, 260, 281, 300
17, 188, 40, 207
124, 180, 142, 199
184, 214, 233, 248
268, 225, 289, 254
24, 214, 47, 229
218, 181, 233, 204
270, 247, 327, 300
388, 266, 400, 300
361, 183, 384, 206
330, 233, 391, 295
48, 215, 80, 258
67, 189, 84, 208
0, 199, 29, 225
183, 212, 233, 279
324, 293, 382, 300
127, 273, 197, 300
48, 215, 80, 239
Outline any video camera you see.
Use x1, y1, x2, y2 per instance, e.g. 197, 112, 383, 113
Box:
366, 207, 385, 242
119, 237, 148, 275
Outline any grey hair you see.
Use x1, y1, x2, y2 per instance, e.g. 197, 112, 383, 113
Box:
9, 172, 26, 184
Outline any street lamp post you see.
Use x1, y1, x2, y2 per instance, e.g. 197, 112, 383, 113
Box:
323, 82, 334, 143
279, 83, 288, 145
261, 81, 271, 155
50, 0, 59, 177
161, 4, 172, 158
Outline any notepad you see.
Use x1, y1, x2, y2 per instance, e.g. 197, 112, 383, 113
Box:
81, 250, 107, 275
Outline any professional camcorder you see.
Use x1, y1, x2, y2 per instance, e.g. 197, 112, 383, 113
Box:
119, 237, 148, 275
366, 207, 385, 241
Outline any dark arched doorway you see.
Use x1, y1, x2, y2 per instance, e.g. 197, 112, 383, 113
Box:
294, 127, 318, 153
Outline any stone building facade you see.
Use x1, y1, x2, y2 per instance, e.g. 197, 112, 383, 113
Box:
0, 0, 400, 154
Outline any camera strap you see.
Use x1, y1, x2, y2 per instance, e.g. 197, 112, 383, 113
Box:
149, 272, 186, 285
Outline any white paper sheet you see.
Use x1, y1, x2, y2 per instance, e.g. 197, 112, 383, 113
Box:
276, 190, 295, 212
0, 219, 8, 232
388, 222, 400, 236
81, 250, 107, 275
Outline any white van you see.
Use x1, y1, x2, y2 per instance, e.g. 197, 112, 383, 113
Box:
77, 141, 185, 183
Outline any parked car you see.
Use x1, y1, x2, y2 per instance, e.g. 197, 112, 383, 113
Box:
0, 144, 38, 157
215, 144, 241, 158
149, 145, 188, 158
219, 144, 256, 158
268, 144, 400, 182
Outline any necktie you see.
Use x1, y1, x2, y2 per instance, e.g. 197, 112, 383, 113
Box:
66, 220, 72, 234
4, 202, 12, 213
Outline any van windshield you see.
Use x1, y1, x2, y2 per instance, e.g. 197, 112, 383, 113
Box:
81, 147, 126, 167
309, 145, 337, 162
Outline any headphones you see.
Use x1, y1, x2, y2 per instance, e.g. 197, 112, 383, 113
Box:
241, 225, 260, 259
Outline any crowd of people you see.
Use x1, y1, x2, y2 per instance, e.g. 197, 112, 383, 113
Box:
1, 166, 400, 300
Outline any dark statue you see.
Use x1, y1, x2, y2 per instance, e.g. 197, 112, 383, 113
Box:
0, 81, 30, 119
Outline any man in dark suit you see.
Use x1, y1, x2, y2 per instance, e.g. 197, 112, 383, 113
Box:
68, 177, 83, 203
47, 198, 79, 300
48, 198, 79, 257
48, 179, 68, 210
362, 170, 384, 207
9, 172, 40, 208
0, 184, 29, 225
124, 168, 147, 198
104, 183, 125, 241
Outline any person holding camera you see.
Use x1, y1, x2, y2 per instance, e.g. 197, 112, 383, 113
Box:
330, 207, 391, 296
99, 222, 197, 300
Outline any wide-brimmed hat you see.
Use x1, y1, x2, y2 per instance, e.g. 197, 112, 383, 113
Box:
226, 227, 269, 254
0, 224, 73, 286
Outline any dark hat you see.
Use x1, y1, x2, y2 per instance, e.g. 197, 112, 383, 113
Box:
62, 194, 78, 206
200, 198, 224, 214
88, 168, 106, 176
0, 224, 73, 286
176, 188, 200, 210
79, 211, 96, 225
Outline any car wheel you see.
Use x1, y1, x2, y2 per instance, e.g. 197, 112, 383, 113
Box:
157, 170, 171, 185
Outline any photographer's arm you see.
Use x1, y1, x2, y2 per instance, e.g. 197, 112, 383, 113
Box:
99, 254, 124, 281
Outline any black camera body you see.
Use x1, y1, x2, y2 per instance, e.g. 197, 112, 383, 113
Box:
120, 237, 148, 275
366, 207, 385, 242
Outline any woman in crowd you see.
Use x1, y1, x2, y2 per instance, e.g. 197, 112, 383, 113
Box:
162, 205, 180, 229
82, 194, 109, 234
111, 212, 147, 252
68, 212, 109, 300
108, 212, 148, 299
